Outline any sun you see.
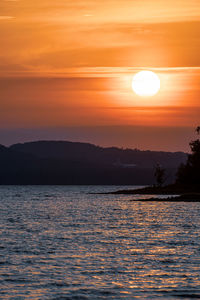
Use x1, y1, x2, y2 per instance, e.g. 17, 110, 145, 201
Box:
132, 71, 160, 97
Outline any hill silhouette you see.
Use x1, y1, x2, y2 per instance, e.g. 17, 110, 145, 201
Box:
105, 127, 200, 199
0, 140, 187, 185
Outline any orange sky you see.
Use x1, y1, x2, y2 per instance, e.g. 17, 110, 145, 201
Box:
0, 0, 200, 150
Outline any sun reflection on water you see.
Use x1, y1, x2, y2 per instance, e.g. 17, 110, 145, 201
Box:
0, 186, 199, 299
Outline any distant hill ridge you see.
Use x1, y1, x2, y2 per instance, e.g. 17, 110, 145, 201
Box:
10, 140, 186, 168
0, 140, 187, 185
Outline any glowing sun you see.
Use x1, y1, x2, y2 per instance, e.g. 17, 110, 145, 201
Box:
132, 71, 160, 97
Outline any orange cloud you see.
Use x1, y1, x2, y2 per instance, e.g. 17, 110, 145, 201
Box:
0, 67, 199, 129
0, 1, 200, 74
0, 0, 200, 139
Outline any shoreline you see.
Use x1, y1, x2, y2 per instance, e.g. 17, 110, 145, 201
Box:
104, 185, 199, 195
129, 194, 200, 202
100, 185, 200, 202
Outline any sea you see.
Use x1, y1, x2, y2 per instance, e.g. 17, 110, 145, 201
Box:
0, 185, 200, 299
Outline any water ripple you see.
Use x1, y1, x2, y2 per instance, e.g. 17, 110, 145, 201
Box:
0, 185, 200, 299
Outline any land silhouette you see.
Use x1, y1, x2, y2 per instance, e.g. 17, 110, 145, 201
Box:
108, 127, 200, 201
0, 141, 186, 185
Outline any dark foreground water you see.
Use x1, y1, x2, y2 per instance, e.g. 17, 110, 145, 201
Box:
0, 186, 200, 299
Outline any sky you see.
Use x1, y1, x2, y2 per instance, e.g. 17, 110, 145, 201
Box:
0, 0, 200, 151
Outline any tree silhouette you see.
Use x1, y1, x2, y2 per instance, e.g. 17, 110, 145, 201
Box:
176, 126, 200, 186
154, 163, 165, 187
196, 126, 200, 135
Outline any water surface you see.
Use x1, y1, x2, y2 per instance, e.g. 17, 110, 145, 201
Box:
0, 185, 200, 299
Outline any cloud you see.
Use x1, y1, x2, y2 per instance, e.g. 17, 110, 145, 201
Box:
0, 1, 200, 72
0, 16, 14, 20
1, 0, 200, 24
